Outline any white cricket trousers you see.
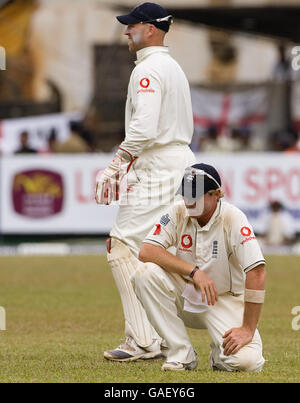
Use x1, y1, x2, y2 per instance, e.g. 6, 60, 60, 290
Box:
110, 144, 195, 256
108, 144, 195, 347
132, 262, 265, 372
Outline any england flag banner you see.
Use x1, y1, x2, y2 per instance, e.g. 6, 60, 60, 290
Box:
191, 87, 269, 138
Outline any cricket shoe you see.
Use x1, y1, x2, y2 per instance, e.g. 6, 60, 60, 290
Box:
161, 359, 198, 371
209, 343, 223, 371
104, 336, 161, 362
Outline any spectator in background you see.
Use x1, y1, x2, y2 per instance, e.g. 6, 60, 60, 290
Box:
81, 109, 100, 152
269, 127, 300, 152
56, 121, 91, 153
47, 129, 59, 153
14, 131, 37, 154
217, 126, 252, 152
200, 125, 222, 152
39, 128, 63, 154
284, 130, 300, 153
229, 127, 251, 151
272, 44, 293, 83
262, 201, 296, 246
199, 125, 253, 153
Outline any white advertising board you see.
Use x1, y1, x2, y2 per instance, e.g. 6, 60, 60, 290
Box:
0, 153, 299, 234
200, 153, 300, 233
0, 154, 117, 234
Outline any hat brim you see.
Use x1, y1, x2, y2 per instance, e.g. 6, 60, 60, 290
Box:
116, 14, 141, 25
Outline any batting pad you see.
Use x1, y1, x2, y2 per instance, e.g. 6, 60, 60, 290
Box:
107, 238, 160, 348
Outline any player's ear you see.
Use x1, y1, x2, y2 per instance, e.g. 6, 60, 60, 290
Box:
147, 24, 157, 37
216, 188, 224, 199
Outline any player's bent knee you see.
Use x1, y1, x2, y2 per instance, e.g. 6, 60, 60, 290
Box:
132, 262, 167, 294
132, 262, 177, 302
132, 262, 161, 285
226, 347, 264, 372
107, 237, 133, 261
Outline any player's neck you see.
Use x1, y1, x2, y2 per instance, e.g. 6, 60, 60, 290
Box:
142, 40, 165, 49
196, 204, 217, 227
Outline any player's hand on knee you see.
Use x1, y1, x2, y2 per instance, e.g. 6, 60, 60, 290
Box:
222, 327, 253, 356
193, 270, 218, 305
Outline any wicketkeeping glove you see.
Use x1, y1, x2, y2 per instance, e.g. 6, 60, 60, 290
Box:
95, 148, 137, 205
95, 151, 124, 205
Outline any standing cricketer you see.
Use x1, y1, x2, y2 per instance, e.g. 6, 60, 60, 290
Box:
133, 163, 266, 371
95, 2, 195, 361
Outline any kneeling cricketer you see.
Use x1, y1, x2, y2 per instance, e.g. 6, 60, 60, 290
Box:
132, 163, 266, 371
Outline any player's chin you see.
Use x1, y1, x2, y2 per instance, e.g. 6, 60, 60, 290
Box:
186, 203, 197, 216
185, 201, 205, 217
186, 203, 196, 209
184, 199, 197, 209
127, 41, 135, 53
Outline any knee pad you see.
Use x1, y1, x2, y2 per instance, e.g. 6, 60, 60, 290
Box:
107, 237, 160, 348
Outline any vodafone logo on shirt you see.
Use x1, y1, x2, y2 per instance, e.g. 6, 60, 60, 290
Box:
240, 226, 256, 245
240, 226, 252, 236
138, 77, 155, 94
181, 234, 193, 249
140, 77, 150, 88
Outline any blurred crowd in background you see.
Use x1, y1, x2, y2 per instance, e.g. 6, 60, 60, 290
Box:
14, 121, 96, 154
0, 0, 300, 156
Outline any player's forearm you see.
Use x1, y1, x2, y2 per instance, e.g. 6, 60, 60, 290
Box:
139, 243, 194, 277
243, 265, 266, 333
119, 130, 155, 159
242, 301, 263, 334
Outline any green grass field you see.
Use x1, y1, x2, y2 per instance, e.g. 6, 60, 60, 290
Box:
0, 254, 299, 383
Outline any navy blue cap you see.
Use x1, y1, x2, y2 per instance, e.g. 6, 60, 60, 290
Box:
116, 3, 173, 33
176, 163, 222, 200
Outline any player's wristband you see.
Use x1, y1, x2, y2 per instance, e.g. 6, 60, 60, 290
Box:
244, 288, 265, 303
189, 265, 200, 279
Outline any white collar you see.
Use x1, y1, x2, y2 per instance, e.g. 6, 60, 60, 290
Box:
135, 46, 169, 65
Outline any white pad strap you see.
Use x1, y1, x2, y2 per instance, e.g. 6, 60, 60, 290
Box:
107, 238, 160, 348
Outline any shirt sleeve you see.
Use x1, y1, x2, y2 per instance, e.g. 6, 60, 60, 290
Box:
143, 205, 178, 250
229, 209, 266, 273
119, 66, 162, 157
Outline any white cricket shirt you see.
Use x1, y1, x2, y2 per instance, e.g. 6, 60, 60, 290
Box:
119, 46, 194, 157
144, 199, 266, 295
